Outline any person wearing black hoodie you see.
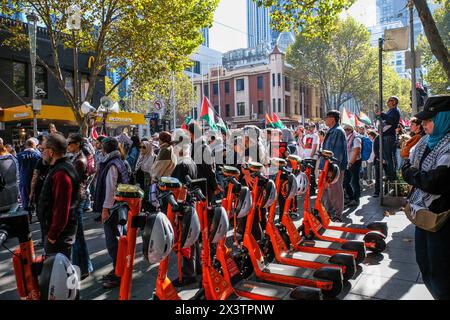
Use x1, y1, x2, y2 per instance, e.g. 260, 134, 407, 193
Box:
188, 123, 221, 203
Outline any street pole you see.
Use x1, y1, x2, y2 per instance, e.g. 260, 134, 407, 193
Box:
73, 30, 80, 112
409, 0, 418, 114
301, 85, 305, 126
172, 72, 176, 130
378, 37, 384, 206
27, 12, 38, 137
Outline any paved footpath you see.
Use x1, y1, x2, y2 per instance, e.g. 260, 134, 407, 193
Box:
0, 190, 433, 300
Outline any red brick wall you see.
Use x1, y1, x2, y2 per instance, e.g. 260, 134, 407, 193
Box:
248, 72, 270, 119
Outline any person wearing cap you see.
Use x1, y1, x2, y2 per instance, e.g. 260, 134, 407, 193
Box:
93, 136, 129, 288
17, 138, 42, 222
402, 95, 450, 300
343, 124, 362, 208
67, 133, 93, 279
321, 110, 348, 221
375, 96, 401, 181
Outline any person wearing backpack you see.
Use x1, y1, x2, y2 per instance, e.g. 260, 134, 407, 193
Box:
343, 124, 362, 208
359, 127, 373, 185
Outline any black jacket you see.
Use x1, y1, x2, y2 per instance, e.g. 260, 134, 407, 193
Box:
191, 139, 218, 201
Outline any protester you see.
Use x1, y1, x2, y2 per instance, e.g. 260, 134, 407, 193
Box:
368, 130, 382, 198
38, 133, 79, 259
375, 96, 401, 181
303, 123, 319, 195
126, 136, 140, 172
402, 95, 450, 300
0, 139, 19, 212
67, 133, 93, 279
5, 144, 16, 157
94, 137, 129, 288
134, 140, 156, 211
170, 129, 200, 287
17, 138, 41, 221
401, 117, 425, 159
150, 131, 177, 183
188, 123, 221, 203
343, 124, 362, 208
321, 110, 348, 221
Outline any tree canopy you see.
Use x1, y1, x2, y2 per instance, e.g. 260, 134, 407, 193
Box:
1, 0, 219, 127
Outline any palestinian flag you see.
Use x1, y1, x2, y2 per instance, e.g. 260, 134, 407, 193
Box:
358, 111, 372, 125
91, 124, 99, 140
265, 113, 274, 128
215, 116, 229, 134
182, 116, 193, 130
199, 95, 217, 131
272, 113, 285, 129
341, 108, 353, 126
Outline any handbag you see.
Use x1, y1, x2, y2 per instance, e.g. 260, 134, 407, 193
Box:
404, 203, 450, 232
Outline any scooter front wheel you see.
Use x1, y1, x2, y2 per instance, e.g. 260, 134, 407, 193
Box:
367, 238, 387, 254
321, 279, 343, 298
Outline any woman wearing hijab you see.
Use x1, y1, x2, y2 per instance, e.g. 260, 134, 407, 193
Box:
134, 140, 155, 211
402, 95, 450, 300
150, 131, 177, 183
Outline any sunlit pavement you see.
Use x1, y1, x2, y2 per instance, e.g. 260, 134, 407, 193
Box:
0, 189, 433, 300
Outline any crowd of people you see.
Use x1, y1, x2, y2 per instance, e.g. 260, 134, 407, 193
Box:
0, 94, 449, 299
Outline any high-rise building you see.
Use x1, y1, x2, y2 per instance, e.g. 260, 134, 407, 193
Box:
201, 28, 210, 47
368, 0, 429, 79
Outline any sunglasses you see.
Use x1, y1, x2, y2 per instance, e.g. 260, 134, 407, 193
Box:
139, 146, 146, 149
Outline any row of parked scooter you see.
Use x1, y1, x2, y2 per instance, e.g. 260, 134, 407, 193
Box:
0, 150, 387, 300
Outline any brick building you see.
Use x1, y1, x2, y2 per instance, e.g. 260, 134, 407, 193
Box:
193, 44, 324, 128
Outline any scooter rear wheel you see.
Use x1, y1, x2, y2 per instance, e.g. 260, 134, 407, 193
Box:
321, 279, 343, 298
368, 238, 387, 254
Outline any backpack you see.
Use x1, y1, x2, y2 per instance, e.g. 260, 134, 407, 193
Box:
360, 135, 372, 161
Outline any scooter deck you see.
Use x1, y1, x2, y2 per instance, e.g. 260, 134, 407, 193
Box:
301, 239, 353, 250
280, 251, 330, 264
262, 262, 316, 279
234, 280, 293, 300
319, 228, 365, 241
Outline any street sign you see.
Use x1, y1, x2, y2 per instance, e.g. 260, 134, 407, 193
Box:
405, 50, 422, 69
32, 99, 41, 111
154, 100, 162, 110
384, 27, 409, 51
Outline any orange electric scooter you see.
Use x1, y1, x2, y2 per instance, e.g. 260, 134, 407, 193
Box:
214, 166, 322, 300
113, 184, 145, 300
238, 161, 344, 298
280, 155, 367, 264
264, 158, 356, 280
304, 150, 387, 254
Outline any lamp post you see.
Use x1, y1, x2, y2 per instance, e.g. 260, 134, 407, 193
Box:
26, 12, 38, 137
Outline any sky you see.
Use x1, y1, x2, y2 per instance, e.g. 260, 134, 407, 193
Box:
208, 0, 377, 53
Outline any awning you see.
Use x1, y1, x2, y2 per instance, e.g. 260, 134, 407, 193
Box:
0, 105, 146, 125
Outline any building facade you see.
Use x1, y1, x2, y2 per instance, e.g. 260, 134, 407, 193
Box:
0, 17, 106, 143
193, 45, 323, 128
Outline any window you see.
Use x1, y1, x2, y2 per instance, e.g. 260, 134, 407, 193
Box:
204, 84, 209, 97
277, 73, 281, 87
225, 81, 230, 93
257, 76, 263, 90
236, 78, 244, 91
273, 98, 276, 112
237, 102, 245, 116
258, 100, 264, 114
35, 65, 47, 98
13, 62, 27, 97
65, 71, 74, 95
272, 73, 275, 87
225, 104, 231, 117
213, 83, 218, 95
278, 98, 281, 113
285, 76, 290, 92
214, 105, 220, 115
396, 60, 402, 66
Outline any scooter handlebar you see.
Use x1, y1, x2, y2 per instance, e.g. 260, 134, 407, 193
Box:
0, 229, 8, 248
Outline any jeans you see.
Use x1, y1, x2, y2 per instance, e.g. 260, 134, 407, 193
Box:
382, 135, 397, 180
104, 221, 120, 268
344, 160, 362, 201
72, 202, 93, 276
19, 183, 30, 210
395, 148, 403, 172
323, 171, 345, 219
415, 221, 450, 299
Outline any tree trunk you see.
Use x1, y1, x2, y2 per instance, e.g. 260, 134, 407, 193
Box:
413, 0, 450, 80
